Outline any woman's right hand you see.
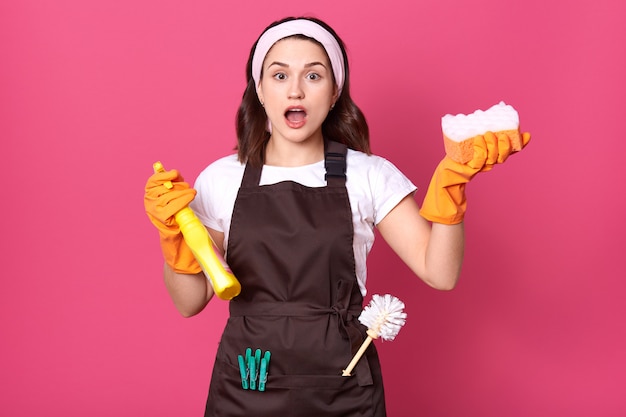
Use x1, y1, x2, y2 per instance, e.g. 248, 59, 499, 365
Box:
144, 168, 202, 274
144, 168, 196, 228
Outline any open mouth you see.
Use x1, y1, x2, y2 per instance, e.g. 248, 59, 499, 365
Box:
285, 108, 307, 127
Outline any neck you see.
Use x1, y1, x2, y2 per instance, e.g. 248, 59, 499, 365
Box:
264, 136, 325, 167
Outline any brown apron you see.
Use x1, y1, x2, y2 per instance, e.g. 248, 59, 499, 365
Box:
204, 141, 386, 417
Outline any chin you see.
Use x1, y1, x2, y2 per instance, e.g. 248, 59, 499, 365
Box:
274, 127, 324, 145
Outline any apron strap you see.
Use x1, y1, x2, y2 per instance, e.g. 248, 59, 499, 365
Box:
324, 140, 347, 187
241, 161, 262, 188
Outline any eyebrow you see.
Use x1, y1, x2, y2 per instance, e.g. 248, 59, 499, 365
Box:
267, 61, 328, 69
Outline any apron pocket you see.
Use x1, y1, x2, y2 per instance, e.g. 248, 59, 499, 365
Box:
207, 358, 375, 417
268, 373, 354, 389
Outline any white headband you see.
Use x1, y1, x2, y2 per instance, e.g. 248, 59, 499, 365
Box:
251, 19, 345, 97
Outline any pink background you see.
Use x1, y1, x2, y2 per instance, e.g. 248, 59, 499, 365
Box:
2, 0, 625, 416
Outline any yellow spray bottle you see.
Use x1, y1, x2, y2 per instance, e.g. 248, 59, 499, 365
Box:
153, 161, 241, 300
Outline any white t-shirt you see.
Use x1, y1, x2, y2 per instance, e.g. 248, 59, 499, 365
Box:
190, 149, 417, 296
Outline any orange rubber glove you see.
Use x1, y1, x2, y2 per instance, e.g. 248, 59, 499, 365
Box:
419, 131, 531, 224
144, 168, 202, 274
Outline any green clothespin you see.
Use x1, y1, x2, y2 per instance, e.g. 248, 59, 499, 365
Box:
249, 356, 257, 390
254, 349, 261, 375
238, 348, 270, 391
245, 348, 252, 366
258, 351, 271, 392
237, 355, 249, 390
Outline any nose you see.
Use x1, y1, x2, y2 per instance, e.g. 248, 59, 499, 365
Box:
288, 78, 304, 99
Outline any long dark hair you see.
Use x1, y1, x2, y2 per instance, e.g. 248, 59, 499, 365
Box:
235, 16, 371, 167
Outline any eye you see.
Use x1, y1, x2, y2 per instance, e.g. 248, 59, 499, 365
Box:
273, 72, 287, 81
306, 73, 321, 81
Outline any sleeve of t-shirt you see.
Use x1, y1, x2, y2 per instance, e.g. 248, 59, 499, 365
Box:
372, 158, 417, 225
190, 165, 221, 231
190, 155, 244, 234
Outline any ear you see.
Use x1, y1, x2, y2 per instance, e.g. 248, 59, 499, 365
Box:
331, 84, 339, 108
256, 82, 265, 106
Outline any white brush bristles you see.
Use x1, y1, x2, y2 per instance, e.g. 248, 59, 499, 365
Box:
358, 294, 407, 341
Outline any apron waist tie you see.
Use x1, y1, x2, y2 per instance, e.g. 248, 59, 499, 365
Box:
229, 301, 374, 386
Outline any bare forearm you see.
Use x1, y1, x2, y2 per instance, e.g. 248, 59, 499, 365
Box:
377, 195, 465, 290
423, 222, 465, 290
163, 263, 214, 317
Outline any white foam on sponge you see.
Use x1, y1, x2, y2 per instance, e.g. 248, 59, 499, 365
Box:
442, 101, 519, 142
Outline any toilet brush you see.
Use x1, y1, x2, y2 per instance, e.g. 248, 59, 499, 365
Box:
342, 294, 407, 376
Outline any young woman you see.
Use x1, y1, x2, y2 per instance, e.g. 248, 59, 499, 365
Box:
144, 16, 529, 417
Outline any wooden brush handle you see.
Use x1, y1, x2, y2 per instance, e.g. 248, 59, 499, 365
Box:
342, 335, 374, 377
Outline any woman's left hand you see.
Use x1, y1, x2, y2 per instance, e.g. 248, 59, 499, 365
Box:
419, 130, 531, 225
